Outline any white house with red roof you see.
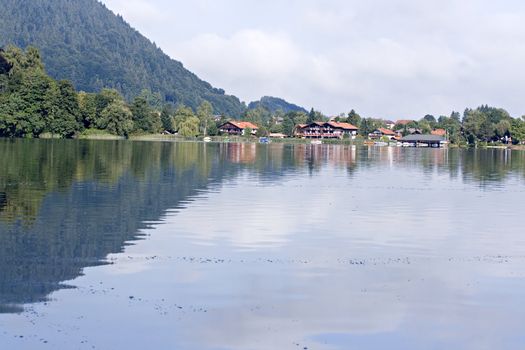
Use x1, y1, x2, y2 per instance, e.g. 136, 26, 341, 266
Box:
370, 127, 399, 140
219, 121, 259, 136
294, 121, 359, 139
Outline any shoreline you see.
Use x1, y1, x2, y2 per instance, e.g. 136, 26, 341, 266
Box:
34, 134, 525, 150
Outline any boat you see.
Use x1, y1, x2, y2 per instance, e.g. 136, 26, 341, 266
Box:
311, 140, 323, 145
203, 137, 212, 143
259, 137, 271, 144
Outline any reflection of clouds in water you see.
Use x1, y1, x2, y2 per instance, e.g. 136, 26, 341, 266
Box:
170, 173, 340, 250
154, 257, 524, 350
2, 144, 525, 349
148, 164, 525, 349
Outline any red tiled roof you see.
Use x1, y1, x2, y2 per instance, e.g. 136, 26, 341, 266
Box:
378, 127, 396, 135
396, 119, 415, 125
327, 122, 359, 130
229, 121, 259, 129
431, 129, 446, 136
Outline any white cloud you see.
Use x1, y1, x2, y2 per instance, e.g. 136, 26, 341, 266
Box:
101, 0, 525, 118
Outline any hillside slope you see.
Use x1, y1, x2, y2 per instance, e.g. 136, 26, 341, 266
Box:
0, 0, 245, 116
248, 96, 307, 114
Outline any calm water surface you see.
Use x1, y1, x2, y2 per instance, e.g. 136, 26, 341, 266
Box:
0, 139, 524, 349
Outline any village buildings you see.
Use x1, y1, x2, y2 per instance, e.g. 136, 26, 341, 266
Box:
294, 122, 359, 140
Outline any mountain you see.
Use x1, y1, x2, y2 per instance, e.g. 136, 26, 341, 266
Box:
0, 0, 245, 116
248, 96, 307, 114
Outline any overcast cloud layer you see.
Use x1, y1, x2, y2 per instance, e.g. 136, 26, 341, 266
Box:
102, 0, 525, 119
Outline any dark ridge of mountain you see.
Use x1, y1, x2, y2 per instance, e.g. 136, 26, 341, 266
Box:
248, 96, 308, 114
0, 0, 245, 116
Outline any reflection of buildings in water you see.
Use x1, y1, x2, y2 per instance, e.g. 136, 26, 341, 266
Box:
225, 143, 257, 164
368, 146, 448, 168
0, 192, 6, 211
293, 144, 357, 168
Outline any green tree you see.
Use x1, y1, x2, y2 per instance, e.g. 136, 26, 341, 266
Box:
282, 117, 295, 137
437, 115, 462, 144
208, 122, 218, 136
172, 105, 195, 132
99, 100, 134, 136
44, 80, 81, 137
510, 117, 525, 144
0, 46, 50, 137
78, 92, 98, 129
244, 106, 270, 126
495, 119, 511, 139
256, 125, 268, 137
178, 116, 200, 137
359, 118, 383, 137
197, 101, 214, 136
418, 120, 432, 134
422, 114, 437, 125
346, 109, 362, 127
131, 95, 161, 133
160, 105, 174, 132
307, 108, 316, 124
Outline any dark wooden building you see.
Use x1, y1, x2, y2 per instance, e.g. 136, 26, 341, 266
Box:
400, 134, 447, 147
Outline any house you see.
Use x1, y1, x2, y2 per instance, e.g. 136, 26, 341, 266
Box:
431, 129, 447, 137
219, 121, 259, 136
407, 128, 422, 135
383, 120, 396, 129
370, 128, 397, 140
295, 122, 359, 139
396, 119, 415, 126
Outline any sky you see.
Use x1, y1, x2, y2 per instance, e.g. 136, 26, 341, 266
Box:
101, 0, 525, 119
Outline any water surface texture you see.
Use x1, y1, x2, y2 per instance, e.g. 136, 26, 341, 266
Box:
1, 139, 524, 349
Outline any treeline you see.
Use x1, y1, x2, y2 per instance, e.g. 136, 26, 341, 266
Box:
3, 46, 525, 144
0, 46, 221, 138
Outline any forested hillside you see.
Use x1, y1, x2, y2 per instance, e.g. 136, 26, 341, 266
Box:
0, 0, 245, 116
248, 96, 307, 114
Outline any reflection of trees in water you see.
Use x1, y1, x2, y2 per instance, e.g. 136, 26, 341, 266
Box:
0, 192, 6, 211
0, 140, 222, 312
0, 140, 330, 313
460, 149, 525, 185
354, 147, 525, 186
1, 140, 525, 313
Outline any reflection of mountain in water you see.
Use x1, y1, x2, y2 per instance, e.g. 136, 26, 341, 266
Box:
0, 140, 232, 312
0, 140, 524, 313
0, 140, 356, 313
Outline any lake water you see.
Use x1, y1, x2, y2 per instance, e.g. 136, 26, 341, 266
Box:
0, 139, 524, 350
